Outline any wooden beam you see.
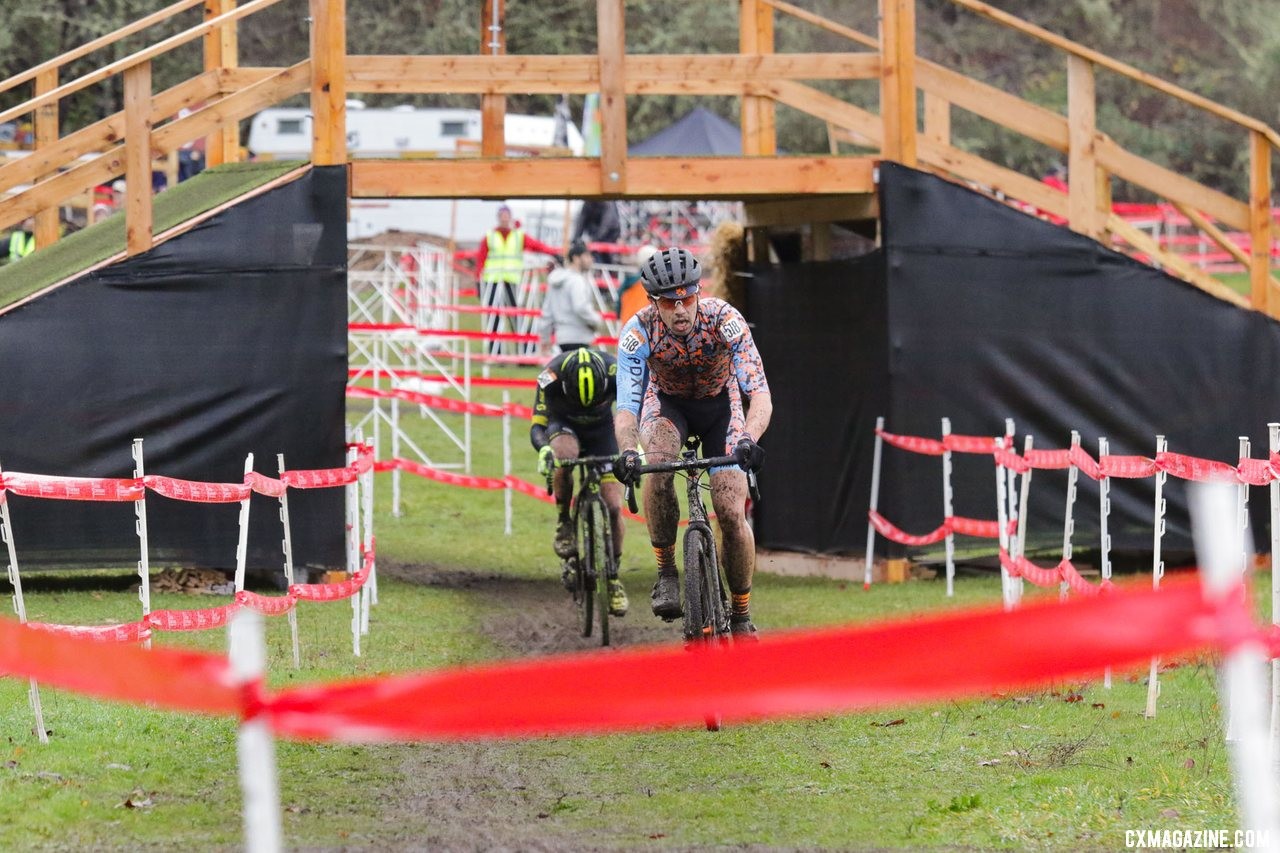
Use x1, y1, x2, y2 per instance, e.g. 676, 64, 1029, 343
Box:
1106, 213, 1251, 309
740, 0, 776, 156
33, 69, 59, 250
916, 63, 1068, 153
923, 91, 949, 147
0, 63, 305, 236
0, 0, 282, 128
1096, 136, 1249, 231
349, 156, 876, 200
1249, 131, 1274, 315
153, 62, 310, 154
917, 136, 1069, 220
344, 53, 880, 95
217, 67, 280, 90
760, 0, 879, 49
0, 72, 221, 195
948, 0, 1278, 143
878, 0, 917, 166
744, 194, 877, 227
1067, 55, 1101, 239
310, 0, 346, 165
1173, 201, 1251, 269
0, 0, 204, 97
596, 0, 627, 193
764, 80, 882, 145
480, 0, 506, 158
123, 62, 154, 256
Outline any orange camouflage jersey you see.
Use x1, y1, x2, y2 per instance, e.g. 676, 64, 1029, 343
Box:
614, 296, 769, 415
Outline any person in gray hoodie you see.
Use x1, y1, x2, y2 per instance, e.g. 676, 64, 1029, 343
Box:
536, 240, 607, 354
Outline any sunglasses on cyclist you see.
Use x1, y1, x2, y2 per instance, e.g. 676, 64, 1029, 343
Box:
652, 293, 697, 309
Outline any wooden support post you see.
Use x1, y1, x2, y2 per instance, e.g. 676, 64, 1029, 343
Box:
124, 61, 154, 256
1249, 131, 1274, 315
878, 0, 917, 167
740, 0, 776, 156
923, 91, 949, 147
34, 69, 59, 249
596, 0, 626, 194
480, 0, 506, 158
1068, 54, 1102, 239
204, 0, 240, 166
310, 0, 347, 166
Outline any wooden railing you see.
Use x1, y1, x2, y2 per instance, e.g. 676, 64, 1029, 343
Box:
0, 0, 1275, 315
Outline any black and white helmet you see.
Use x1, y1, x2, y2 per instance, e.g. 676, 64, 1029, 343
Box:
639, 247, 701, 297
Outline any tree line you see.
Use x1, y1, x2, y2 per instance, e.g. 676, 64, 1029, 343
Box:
2, 0, 1276, 199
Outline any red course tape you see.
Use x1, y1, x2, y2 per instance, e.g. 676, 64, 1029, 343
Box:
0, 576, 1256, 739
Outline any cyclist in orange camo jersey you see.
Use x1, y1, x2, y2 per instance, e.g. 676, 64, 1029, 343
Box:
612, 247, 772, 640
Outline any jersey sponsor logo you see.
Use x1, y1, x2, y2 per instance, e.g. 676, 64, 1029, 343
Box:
536, 369, 556, 389
721, 317, 744, 340
619, 330, 643, 355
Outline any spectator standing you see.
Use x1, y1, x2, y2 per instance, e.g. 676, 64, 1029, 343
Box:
474, 204, 560, 355
536, 240, 606, 354
571, 200, 622, 264
6, 217, 34, 263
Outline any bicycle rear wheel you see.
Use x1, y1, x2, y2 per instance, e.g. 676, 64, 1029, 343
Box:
584, 498, 613, 647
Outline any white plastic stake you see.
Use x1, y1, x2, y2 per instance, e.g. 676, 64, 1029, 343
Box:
276, 454, 301, 669
1099, 436, 1112, 689
391, 396, 402, 518
132, 439, 152, 650
354, 430, 371, 638
1270, 423, 1280, 765
229, 609, 282, 853
234, 453, 255, 593
464, 339, 473, 474
0, 460, 47, 744
994, 434, 1012, 611
1013, 435, 1034, 608
345, 445, 361, 658
503, 391, 513, 536
361, 442, 377, 607
863, 416, 885, 591
1189, 483, 1279, 848
1061, 432, 1080, 602
1145, 434, 1168, 719
1239, 436, 1252, 568
941, 418, 956, 597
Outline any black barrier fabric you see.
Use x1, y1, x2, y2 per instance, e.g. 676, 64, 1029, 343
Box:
746, 257, 888, 552
747, 164, 1280, 558
0, 166, 347, 571
877, 163, 1280, 555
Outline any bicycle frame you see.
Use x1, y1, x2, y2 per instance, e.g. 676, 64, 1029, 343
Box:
547, 454, 619, 645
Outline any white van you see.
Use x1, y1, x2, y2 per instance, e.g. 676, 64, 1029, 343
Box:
248, 102, 584, 243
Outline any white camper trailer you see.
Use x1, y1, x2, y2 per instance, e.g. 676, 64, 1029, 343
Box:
248, 103, 584, 244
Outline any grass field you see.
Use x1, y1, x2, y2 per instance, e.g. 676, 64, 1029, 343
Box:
0, 360, 1255, 851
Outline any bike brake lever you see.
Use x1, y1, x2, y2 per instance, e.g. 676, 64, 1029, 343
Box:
625, 482, 639, 514
747, 469, 760, 504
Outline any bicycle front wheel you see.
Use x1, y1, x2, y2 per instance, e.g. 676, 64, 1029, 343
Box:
575, 506, 595, 638
584, 498, 613, 647
682, 527, 725, 643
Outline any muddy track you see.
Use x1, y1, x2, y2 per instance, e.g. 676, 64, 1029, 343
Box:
362, 561, 680, 851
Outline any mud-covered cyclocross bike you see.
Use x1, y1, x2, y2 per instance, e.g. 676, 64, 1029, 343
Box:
623, 436, 759, 647
546, 454, 622, 646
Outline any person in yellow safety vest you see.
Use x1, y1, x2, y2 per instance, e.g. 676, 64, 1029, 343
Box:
474, 204, 561, 356
7, 218, 35, 263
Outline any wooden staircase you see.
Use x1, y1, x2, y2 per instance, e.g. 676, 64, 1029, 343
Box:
0, 0, 1276, 314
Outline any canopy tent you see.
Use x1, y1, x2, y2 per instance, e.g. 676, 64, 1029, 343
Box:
629, 107, 741, 156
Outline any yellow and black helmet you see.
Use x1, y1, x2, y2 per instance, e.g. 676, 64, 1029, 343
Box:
559, 348, 609, 408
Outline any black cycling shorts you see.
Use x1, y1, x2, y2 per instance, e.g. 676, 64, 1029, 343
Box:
651, 389, 733, 458
547, 417, 619, 460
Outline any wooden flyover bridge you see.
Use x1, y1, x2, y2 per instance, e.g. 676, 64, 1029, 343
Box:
0, 0, 1277, 314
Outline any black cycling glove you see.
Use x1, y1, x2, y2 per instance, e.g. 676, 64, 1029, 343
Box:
734, 437, 765, 473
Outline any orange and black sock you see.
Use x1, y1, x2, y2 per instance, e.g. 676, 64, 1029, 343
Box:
731, 590, 751, 617
654, 544, 677, 576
